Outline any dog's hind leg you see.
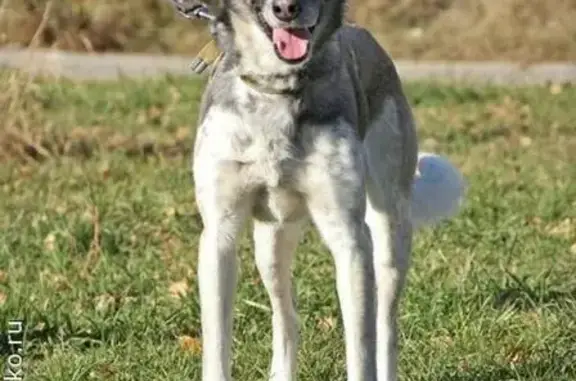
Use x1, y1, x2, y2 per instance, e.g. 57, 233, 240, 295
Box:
303, 123, 378, 381
364, 186, 410, 381
307, 198, 377, 381
253, 220, 303, 381
361, 97, 416, 381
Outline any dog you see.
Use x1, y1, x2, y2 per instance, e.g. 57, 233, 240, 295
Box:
191, 0, 465, 379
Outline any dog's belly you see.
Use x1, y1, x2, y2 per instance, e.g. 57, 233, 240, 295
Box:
243, 157, 307, 223
252, 185, 307, 223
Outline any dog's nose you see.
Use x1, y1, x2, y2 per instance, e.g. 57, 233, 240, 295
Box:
272, 0, 301, 22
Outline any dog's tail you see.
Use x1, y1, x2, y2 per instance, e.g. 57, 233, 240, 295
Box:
410, 152, 466, 230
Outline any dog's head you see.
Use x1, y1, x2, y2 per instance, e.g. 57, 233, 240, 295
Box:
216, 0, 345, 74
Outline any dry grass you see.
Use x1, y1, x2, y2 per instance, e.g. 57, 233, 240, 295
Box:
0, 0, 575, 61
0, 73, 48, 162
351, 0, 576, 62
0, 71, 202, 163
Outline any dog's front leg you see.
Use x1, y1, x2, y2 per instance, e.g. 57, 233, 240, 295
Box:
253, 220, 303, 381
194, 162, 251, 381
304, 128, 377, 381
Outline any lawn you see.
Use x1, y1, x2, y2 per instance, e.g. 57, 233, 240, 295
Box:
0, 72, 575, 381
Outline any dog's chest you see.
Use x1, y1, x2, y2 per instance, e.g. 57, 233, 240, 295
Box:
203, 86, 307, 222
231, 91, 302, 185
239, 95, 307, 222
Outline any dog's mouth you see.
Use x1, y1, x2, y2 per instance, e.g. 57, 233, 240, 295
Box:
257, 12, 315, 64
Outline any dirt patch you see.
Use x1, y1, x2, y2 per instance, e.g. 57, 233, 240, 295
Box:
0, 0, 575, 62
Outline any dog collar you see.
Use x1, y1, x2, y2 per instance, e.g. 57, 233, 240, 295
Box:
191, 42, 301, 96
238, 73, 305, 96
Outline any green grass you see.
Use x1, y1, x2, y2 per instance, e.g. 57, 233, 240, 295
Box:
1, 74, 575, 380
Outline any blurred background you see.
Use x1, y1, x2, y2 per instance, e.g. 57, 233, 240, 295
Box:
0, 0, 575, 62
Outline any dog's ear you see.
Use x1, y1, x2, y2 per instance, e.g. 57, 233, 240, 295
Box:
311, 0, 346, 48
343, 1, 352, 22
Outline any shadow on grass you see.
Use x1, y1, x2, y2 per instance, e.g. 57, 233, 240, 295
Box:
494, 286, 576, 311
0, 333, 9, 357
1, 134, 192, 164
491, 271, 576, 311
438, 355, 576, 381
0, 320, 106, 359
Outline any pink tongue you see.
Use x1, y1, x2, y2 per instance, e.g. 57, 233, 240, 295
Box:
272, 28, 311, 61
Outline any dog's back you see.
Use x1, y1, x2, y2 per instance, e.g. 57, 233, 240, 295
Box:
336, 25, 465, 227
339, 25, 403, 104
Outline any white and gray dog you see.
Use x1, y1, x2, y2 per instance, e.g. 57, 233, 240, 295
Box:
190, 0, 466, 379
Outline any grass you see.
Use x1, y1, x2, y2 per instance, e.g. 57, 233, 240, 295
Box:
1, 72, 576, 380
1, 0, 576, 61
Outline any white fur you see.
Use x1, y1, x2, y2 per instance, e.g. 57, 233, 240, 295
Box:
411, 152, 466, 230
193, 22, 465, 381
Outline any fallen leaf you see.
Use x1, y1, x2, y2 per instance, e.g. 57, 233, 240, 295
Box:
408, 27, 423, 39
123, 296, 137, 304
148, 106, 163, 121
570, 243, 576, 255
458, 359, 470, 372
33, 322, 46, 331
101, 168, 110, 180
520, 104, 532, 116
0, 270, 7, 283
176, 126, 190, 141
317, 316, 336, 331
546, 218, 573, 238
169, 280, 190, 299
94, 294, 116, 313
81, 209, 93, 222
54, 205, 67, 215
82, 205, 102, 278
19, 166, 34, 177
41, 271, 70, 291
431, 335, 454, 348
523, 311, 542, 326
422, 137, 439, 150
44, 232, 57, 252
169, 87, 182, 103
527, 216, 542, 226
519, 136, 532, 147
0, 292, 6, 305
108, 133, 130, 149
549, 83, 563, 95
94, 364, 117, 378
506, 348, 529, 365
52, 274, 71, 291
179, 335, 202, 355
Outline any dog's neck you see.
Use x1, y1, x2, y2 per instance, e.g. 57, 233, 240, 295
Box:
237, 71, 305, 95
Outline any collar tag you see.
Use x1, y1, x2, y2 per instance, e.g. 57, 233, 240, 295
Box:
191, 40, 223, 75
